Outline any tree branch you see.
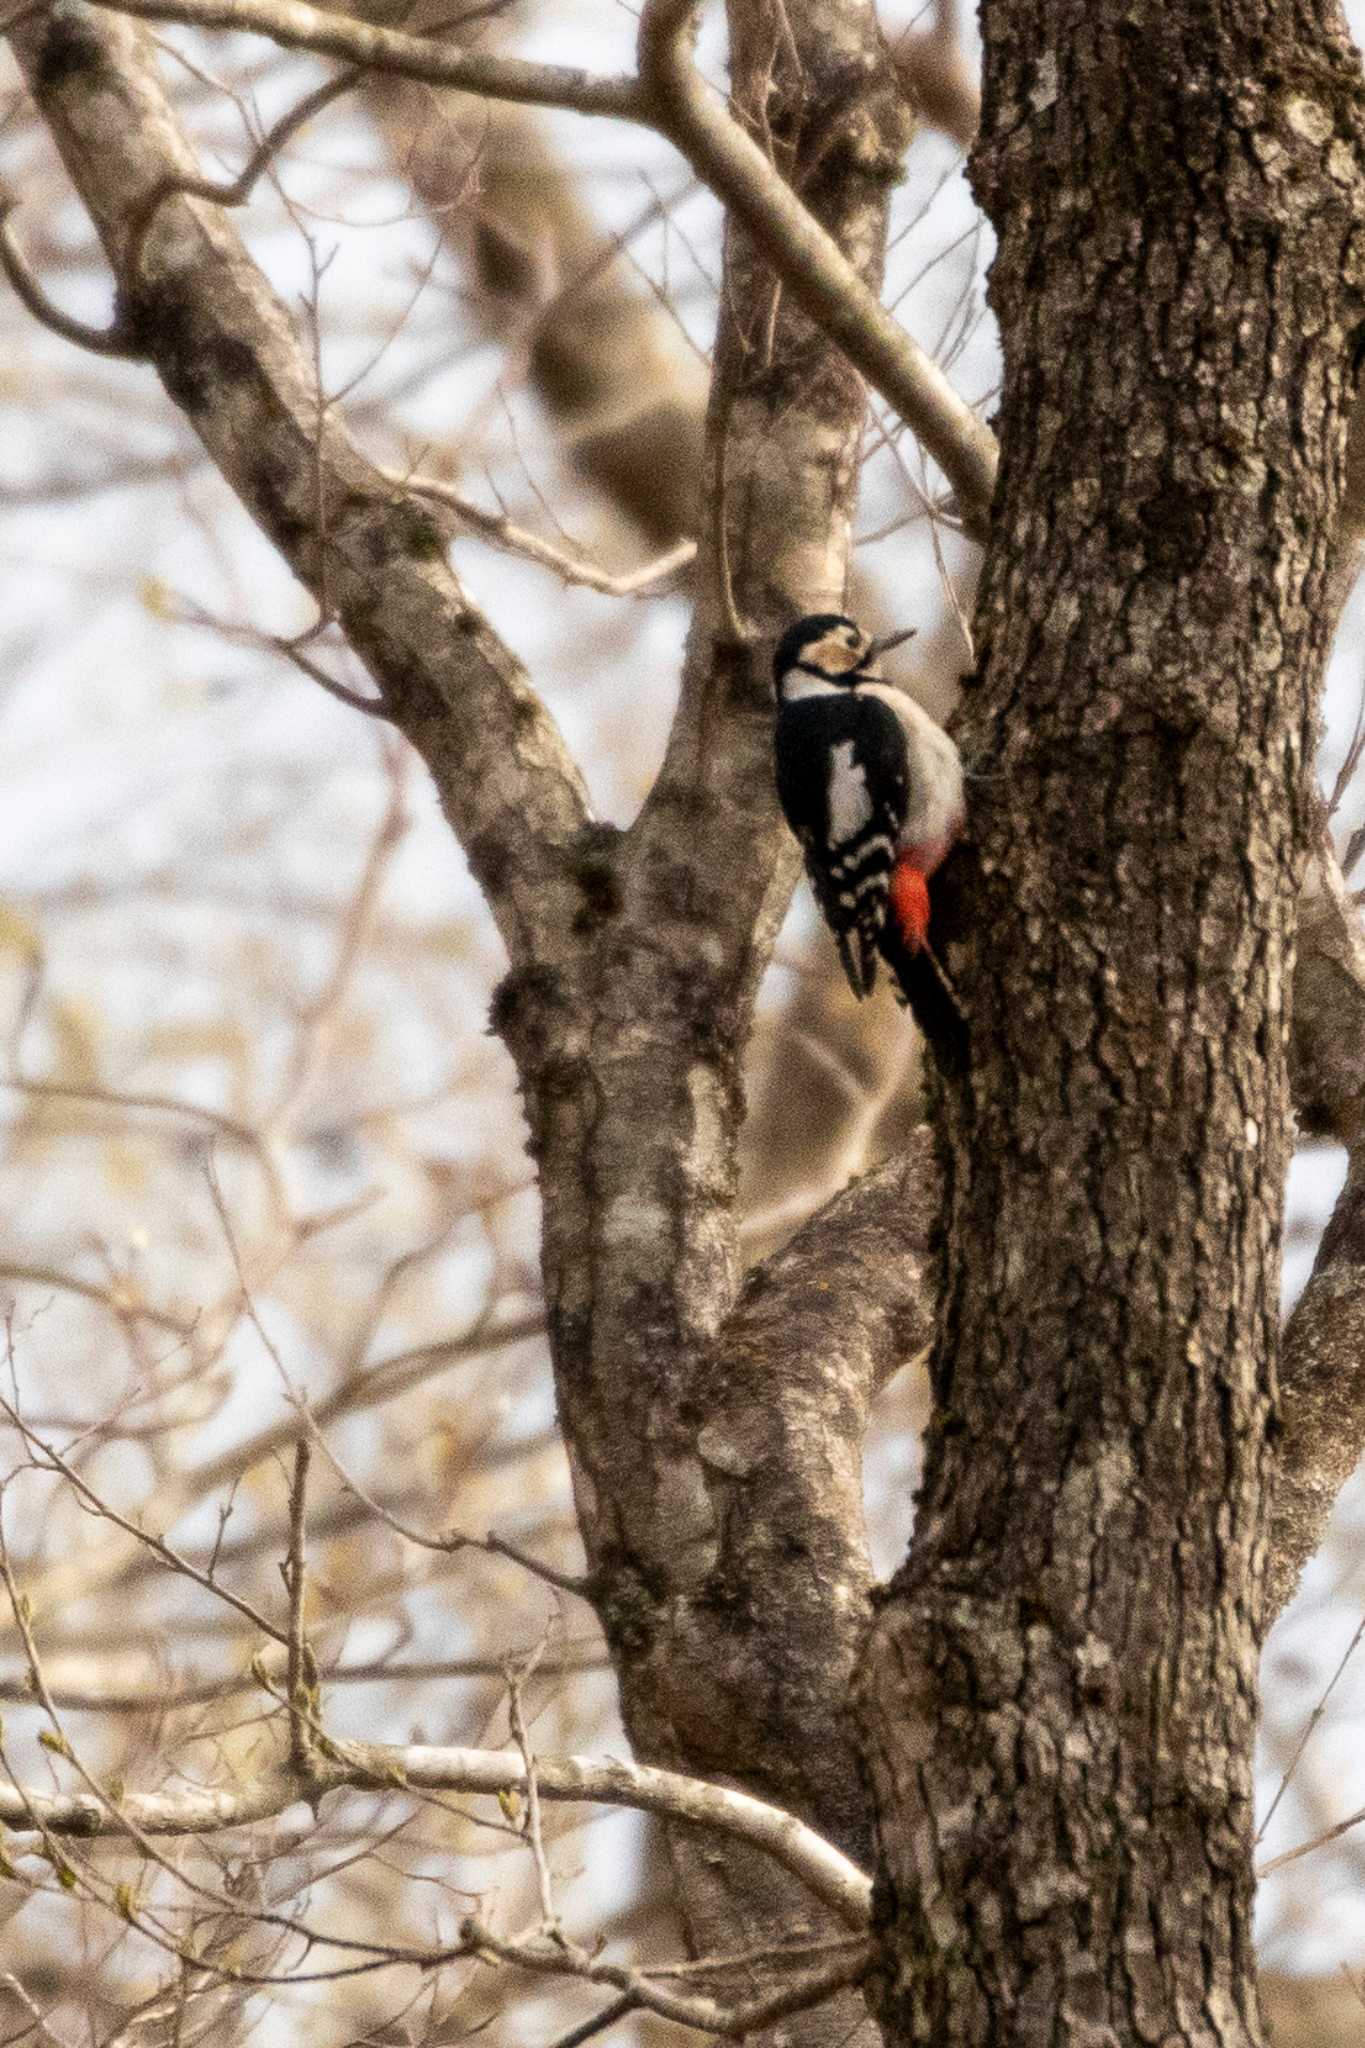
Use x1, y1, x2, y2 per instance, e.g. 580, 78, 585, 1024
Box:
635, 0, 997, 537
722, 1127, 938, 1395
0, 192, 142, 354
75, 0, 1000, 530
1268, 848, 1365, 1621
84, 0, 643, 116
458, 1914, 868, 2037
11, 0, 590, 971
0, 1740, 874, 1927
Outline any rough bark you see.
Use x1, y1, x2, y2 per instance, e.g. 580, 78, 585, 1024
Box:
30, 0, 1365, 2036
857, 6, 1365, 2045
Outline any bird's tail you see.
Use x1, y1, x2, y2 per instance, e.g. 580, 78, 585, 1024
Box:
879, 925, 965, 1067
836, 919, 880, 1000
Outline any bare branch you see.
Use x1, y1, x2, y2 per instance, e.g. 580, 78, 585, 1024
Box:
391, 469, 697, 595
1267, 848, 1365, 1620
11, 0, 591, 971
505, 1656, 558, 1934
635, 0, 998, 535
298, 1398, 594, 1593
1289, 845, 1365, 1144
73, 0, 1000, 530
543, 1993, 637, 2048
0, 192, 142, 355
2, 1074, 290, 1218
0, 1739, 874, 1928
283, 1435, 312, 1774
123, 64, 362, 278
0, 1259, 196, 1337
723, 1127, 938, 1396
0, 1647, 608, 1709
459, 1913, 868, 2036
82, 0, 643, 116
1258, 1799, 1365, 1880
0, 1392, 288, 1643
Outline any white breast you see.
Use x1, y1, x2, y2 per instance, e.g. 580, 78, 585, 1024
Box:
858, 681, 964, 865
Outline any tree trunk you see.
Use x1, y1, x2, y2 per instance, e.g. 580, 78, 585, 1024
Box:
858, 6, 1365, 2045
493, 1, 909, 2028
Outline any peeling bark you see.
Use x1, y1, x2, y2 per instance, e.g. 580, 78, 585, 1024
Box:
857, 6, 1365, 2044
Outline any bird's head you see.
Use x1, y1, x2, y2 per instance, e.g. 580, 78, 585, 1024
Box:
773, 614, 875, 701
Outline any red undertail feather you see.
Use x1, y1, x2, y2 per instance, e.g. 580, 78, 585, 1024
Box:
889, 857, 930, 954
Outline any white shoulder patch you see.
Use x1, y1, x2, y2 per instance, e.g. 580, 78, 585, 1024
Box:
828, 740, 873, 842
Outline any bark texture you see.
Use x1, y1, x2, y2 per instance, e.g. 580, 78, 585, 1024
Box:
857, 7, 1365, 2045
32, 0, 1365, 2037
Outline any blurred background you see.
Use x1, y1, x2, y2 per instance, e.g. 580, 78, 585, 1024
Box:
0, 1, 1362, 2038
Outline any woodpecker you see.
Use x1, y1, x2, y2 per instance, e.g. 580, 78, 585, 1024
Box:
772, 612, 964, 1011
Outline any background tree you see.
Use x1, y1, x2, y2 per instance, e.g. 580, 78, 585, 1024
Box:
3, 2, 1365, 2045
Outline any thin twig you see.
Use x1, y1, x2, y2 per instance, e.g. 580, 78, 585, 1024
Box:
266, 747, 408, 1137
543, 1993, 636, 2048
0, 196, 142, 357
0, 1645, 608, 1711
3, 1074, 290, 1219
273, 634, 393, 718
0, 1260, 195, 1338
1257, 1602, 1365, 1843
506, 1656, 560, 1937
1258, 1799, 1365, 1879
390, 468, 696, 595
0, 1392, 287, 1644
298, 1401, 594, 1595
124, 66, 362, 280
283, 1434, 312, 1773
78, 0, 999, 528
459, 1914, 869, 2036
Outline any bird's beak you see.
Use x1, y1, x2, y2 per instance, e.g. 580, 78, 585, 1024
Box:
867, 626, 918, 659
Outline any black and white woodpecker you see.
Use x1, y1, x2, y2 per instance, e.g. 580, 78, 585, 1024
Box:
772, 613, 965, 1008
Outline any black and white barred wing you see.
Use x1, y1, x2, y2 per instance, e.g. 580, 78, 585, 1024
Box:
774, 695, 910, 1000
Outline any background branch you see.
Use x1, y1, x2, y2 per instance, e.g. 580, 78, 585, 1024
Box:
76, 0, 1000, 527
0, 1738, 874, 1926
11, 0, 590, 972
